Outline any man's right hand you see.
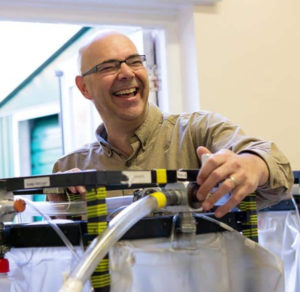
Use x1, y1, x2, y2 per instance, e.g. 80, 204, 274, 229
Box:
47, 168, 86, 201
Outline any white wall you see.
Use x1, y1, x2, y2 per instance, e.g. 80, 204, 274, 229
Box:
193, 0, 300, 170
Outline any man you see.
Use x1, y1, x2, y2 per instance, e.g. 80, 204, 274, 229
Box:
53, 31, 293, 218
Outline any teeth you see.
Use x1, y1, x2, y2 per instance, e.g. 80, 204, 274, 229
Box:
115, 88, 136, 96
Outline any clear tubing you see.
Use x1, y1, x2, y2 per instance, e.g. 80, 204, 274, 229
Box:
21, 201, 87, 216
22, 198, 80, 260
194, 213, 235, 232
18, 197, 133, 217
60, 195, 158, 291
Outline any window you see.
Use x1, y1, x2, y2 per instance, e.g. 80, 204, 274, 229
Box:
0, 0, 203, 178
0, 24, 162, 176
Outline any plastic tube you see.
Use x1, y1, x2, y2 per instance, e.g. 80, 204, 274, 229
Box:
22, 198, 80, 260
21, 200, 87, 216
18, 196, 133, 217
60, 195, 161, 292
194, 213, 235, 232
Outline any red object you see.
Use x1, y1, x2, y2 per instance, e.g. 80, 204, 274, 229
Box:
14, 199, 26, 212
0, 258, 9, 273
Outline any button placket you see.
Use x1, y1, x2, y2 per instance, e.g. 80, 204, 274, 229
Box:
107, 148, 112, 157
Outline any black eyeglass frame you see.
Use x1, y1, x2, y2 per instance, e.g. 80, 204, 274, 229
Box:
82, 54, 147, 77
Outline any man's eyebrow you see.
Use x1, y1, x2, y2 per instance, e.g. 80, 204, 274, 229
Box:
100, 58, 119, 64
100, 54, 140, 64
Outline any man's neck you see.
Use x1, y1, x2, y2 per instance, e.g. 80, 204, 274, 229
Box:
108, 134, 133, 156
102, 105, 149, 156
105, 119, 142, 157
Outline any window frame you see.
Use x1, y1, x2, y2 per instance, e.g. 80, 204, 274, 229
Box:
0, 0, 217, 113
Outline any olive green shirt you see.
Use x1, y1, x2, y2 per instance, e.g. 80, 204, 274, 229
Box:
53, 103, 293, 209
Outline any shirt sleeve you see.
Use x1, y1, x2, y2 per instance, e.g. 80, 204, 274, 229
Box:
193, 111, 294, 209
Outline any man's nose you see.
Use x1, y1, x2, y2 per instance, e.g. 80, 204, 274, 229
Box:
117, 62, 135, 79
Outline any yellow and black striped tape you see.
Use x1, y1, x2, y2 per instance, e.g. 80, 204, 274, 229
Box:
242, 228, 258, 237
239, 201, 257, 211
91, 273, 110, 288
86, 187, 107, 201
239, 193, 258, 241
94, 258, 109, 273
87, 204, 107, 217
86, 187, 110, 290
87, 222, 108, 235
245, 214, 258, 225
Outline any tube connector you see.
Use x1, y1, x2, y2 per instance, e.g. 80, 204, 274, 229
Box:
149, 192, 167, 209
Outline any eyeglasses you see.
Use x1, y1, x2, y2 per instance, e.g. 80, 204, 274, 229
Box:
82, 54, 146, 77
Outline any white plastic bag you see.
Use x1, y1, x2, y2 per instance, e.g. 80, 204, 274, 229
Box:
110, 231, 284, 292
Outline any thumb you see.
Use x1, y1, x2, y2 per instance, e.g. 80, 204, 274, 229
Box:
196, 146, 211, 159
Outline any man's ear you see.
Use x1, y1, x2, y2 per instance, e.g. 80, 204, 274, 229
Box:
75, 75, 92, 100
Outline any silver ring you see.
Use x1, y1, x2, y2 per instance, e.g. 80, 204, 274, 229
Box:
206, 192, 214, 199
228, 175, 238, 188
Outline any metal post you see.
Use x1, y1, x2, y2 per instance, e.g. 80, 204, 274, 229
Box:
55, 70, 65, 155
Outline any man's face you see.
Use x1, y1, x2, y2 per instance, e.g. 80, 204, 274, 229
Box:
79, 34, 149, 127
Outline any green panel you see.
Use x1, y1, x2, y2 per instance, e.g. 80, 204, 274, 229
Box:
31, 114, 62, 176
30, 114, 63, 220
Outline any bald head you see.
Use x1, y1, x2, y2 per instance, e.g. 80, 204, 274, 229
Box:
78, 32, 139, 75
75, 30, 150, 133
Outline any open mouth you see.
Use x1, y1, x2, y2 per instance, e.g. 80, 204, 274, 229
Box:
113, 87, 138, 98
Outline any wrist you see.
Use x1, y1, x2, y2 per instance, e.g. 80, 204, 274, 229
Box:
239, 152, 269, 186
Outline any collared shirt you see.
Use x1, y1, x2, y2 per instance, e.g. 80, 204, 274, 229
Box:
53, 103, 293, 209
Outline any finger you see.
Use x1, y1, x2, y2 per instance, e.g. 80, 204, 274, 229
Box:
214, 187, 247, 218
196, 161, 237, 201
68, 186, 77, 193
201, 176, 237, 210
73, 186, 86, 200
47, 193, 65, 202
65, 168, 82, 173
196, 146, 211, 160
76, 185, 86, 194
67, 186, 86, 199
197, 152, 230, 186
196, 147, 212, 185
66, 168, 85, 195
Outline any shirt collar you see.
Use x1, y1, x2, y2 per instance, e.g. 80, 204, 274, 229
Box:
96, 123, 108, 145
134, 103, 163, 149
95, 124, 114, 156
95, 102, 163, 152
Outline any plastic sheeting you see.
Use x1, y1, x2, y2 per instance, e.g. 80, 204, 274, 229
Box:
6, 246, 92, 292
5, 211, 300, 292
109, 231, 284, 292
258, 211, 300, 292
